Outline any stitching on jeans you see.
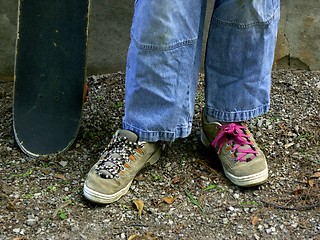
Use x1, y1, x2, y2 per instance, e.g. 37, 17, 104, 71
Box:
212, 8, 280, 29
131, 34, 198, 51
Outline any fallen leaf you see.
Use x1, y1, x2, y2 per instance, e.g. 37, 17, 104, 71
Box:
141, 232, 157, 240
133, 199, 144, 217
308, 179, 315, 188
128, 234, 137, 240
55, 174, 67, 181
134, 175, 145, 181
172, 176, 180, 184
13, 237, 29, 240
6, 199, 18, 211
251, 214, 260, 225
161, 196, 178, 204
292, 188, 303, 195
310, 172, 320, 178
41, 169, 51, 175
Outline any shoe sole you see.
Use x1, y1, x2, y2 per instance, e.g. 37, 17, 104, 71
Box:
83, 180, 133, 204
224, 167, 268, 187
201, 129, 268, 187
83, 145, 162, 204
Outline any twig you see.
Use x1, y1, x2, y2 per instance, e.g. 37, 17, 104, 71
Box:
261, 199, 320, 210
52, 200, 72, 219
126, 223, 149, 228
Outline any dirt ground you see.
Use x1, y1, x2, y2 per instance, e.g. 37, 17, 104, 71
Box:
0, 70, 319, 240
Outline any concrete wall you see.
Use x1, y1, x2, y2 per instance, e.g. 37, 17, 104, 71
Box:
275, 0, 320, 70
1, 0, 319, 81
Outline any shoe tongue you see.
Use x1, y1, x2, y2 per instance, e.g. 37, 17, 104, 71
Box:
117, 129, 138, 142
107, 130, 138, 160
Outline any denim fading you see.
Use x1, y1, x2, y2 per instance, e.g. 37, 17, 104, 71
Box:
123, 0, 280, 142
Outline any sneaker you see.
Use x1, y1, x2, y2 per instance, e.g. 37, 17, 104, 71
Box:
201, 112, 268, 187
83, 130, 162, 204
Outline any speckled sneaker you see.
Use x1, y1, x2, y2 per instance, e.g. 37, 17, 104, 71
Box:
83, 130, 162, 204
201, 112, 268, 187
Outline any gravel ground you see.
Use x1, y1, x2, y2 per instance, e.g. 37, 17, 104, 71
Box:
0, 70, 319, 240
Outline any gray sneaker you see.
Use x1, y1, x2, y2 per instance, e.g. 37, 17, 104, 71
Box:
201, 112, 268, 187
83, 130, 162, 204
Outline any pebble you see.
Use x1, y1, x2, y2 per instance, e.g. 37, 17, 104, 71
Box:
59, 161, 68, 167
34, 193, 41, 198
222, 218, 228, 224
233, 193, 240, 199
26, 218, 38, 226
265, 226, 276, 234
228, 206, 235, 211
71, 226, 80, 232
254, 234, 260, 240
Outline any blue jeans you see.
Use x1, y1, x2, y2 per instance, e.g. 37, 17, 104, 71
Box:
123, 0, 280, 142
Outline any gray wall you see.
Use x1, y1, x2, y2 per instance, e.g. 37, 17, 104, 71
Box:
1, 0, 319, 81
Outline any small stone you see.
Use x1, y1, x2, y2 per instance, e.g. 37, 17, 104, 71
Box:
165, 162, 171, 168
26, 218, 37, 226
34, 193, 41, 198
266, 228, 272, 234
61, 233, 70, 239
59, 161, 68, 167
254, 234, 260, 240
200, 176, 209, 181
258, 225, 264, 232
228, 206, 235, 211
233, 193, 240, 199
71, 226, 80, 232
13, 228, 20, 233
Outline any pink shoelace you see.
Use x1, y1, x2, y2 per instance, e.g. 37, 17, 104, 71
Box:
211, 123, 258, 162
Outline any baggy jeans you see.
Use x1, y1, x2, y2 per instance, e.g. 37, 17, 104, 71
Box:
123, 0, 280, 142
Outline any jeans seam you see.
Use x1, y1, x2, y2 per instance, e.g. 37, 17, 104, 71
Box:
123, 121, 192, 142
131, 34, 198, 51
212, 8, 280, 29
206, 104, 270, 122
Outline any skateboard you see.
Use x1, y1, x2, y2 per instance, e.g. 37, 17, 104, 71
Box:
13, 0, 90, 157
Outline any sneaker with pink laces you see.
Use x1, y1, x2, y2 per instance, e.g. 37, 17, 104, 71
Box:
201, 112, 268, 187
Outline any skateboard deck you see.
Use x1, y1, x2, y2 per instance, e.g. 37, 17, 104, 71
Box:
13, 0, 90, 157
